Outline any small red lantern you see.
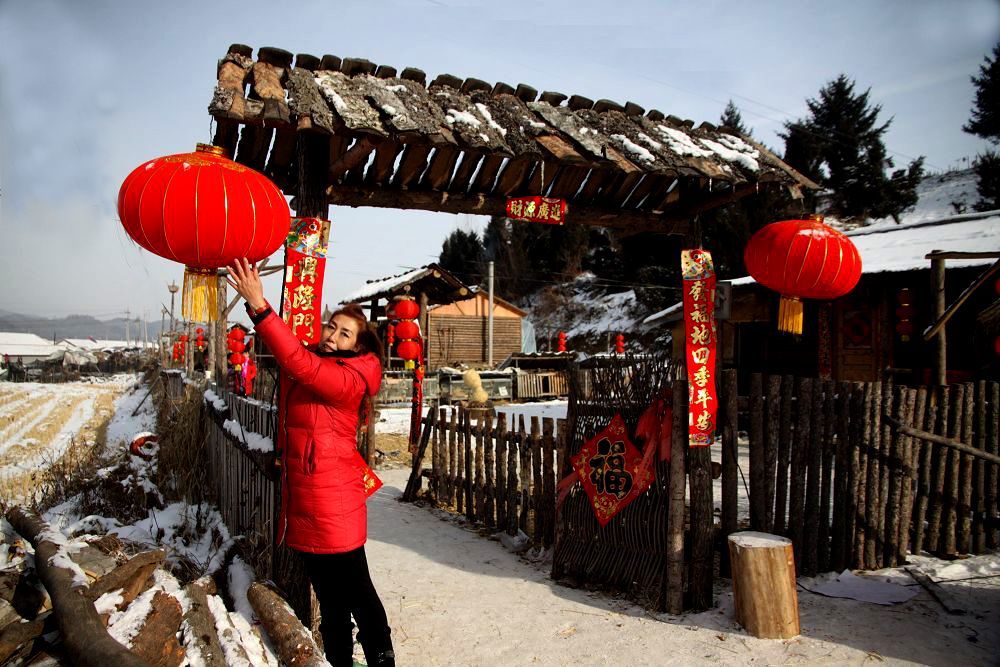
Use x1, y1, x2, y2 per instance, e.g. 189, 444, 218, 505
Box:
230, 340, 246, 354
229, 352, 245, 366
397, 340, 421, 361
117, 144, 291, 322
394, 320, 420, 340
615, 334, 625, 354
386, 323, 395, 347
179, 334, 189, 342
392, 298, 420, 321
744, 215, 862, 334
557, 331, 567, 353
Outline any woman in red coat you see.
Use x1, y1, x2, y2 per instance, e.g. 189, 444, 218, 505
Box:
228, 258, 394, 667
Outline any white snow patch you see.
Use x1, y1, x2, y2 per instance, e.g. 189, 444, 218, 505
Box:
699, 136, 760, 172
475, 103, 507, 136
445, 108, 482, 128
223, 419, 273, 453
611, 134, 655, 163
655, 125, 714, 158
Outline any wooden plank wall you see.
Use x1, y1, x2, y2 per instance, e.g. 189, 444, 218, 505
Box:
428, 315, 521, 368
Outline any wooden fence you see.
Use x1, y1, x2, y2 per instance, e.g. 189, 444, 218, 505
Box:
726, 374, 1000, 581
409, 405, 566, 548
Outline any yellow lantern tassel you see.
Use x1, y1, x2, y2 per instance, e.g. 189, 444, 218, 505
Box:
778, 295, 803, 335
182, 267, 218, 322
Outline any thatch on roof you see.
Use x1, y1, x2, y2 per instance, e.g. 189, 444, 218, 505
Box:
209, 44, 818, 236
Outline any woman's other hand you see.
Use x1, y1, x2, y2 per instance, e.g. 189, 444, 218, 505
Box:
227, 258, 267, 311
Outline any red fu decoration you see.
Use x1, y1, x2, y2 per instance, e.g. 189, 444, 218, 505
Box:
118, 144, 291, 322
570, 414, 654, 526
744, 215, 862, 335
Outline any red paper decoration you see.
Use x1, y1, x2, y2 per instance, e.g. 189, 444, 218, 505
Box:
570, 414, 654, 526
744, 215, 862, 334
506, 196, 567, 225
615, 334, 625, 354
557, 331, 566, 353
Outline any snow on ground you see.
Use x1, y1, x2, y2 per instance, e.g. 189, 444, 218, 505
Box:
367, 467, 999, 666
869, 168, 980, 225
103, 374, 158, 458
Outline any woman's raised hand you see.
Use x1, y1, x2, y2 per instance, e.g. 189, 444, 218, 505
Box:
227, 258, 267, 311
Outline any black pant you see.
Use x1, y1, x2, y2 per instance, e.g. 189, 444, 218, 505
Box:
301, 546, 394, 667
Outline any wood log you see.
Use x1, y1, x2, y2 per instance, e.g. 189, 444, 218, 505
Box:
466, 410, 476, 521
5, 507, 146, 667
484, 412, 496, 527
542, 417, 556, 548
665, 380, 687, 614
508, 423, 520, 537
456, 408, 466, 512
845, 384, 865, 569
773, 375, 794, 535
909, 387, 930, 555
748, 373, 766, 531
942, 385, 964, 556
883, 386, 905, 567
689, 442, 714, 610
864, 381, 884, 570
180, 577, 225, 667
248, 581, 327, 667
854, 383, 873, 568
817, 379, 836, 573
402, 409, 437, 502
496, 413, 508, 528
957, 383, 974, 553
988, 382, 999, 549
0, 611, 46, 664
896, 388, 918, 563
828, 382, 851, 572
87, 549, 165, 612
129, 591, 185, 667
720, 369, 739, 577
728, 532, 799, 639
789, 377, 812, 560
518, 415, 530, 533
801, 379, 823, 576
972, 381, 987, 553
763, 375, 781, 533
926, 386, 950, 553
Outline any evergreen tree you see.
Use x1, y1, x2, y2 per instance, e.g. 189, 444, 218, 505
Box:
438, 228, 483, 286
720, 100, 751, 136
781, 74, 924, 223
964, 42, 1000, 211
964, 42, 1000, 142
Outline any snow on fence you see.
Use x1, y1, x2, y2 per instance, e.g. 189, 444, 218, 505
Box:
406, 406, 567, 550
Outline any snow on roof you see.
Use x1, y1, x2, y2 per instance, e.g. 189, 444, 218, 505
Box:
61, 338, 153, 350
0, 332, 61, 357
342, 266, 434, 303
644, 210, 1000, 326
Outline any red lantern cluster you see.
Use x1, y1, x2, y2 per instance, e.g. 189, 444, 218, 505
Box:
615, 334, 625, 354
390, 298, 422, 364
226, 327, 251, 395
895, 289, 915, 341
557, 331, 567, 353
744, 215, 862, 334
195, 327, 206, 352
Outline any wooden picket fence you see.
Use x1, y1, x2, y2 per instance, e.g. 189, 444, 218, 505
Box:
724, 374, 1000, 581
408, 405, 567, 548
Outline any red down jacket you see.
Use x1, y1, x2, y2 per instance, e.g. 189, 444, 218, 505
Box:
254, 312, 383, 554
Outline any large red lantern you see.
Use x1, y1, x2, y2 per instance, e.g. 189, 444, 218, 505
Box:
394, 320, 420, 340
117, 144, 291, 322
744, 215, 862, 334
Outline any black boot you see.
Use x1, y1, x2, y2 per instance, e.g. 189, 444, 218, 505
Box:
320, 620, 356, 667
364, 648, 396, 667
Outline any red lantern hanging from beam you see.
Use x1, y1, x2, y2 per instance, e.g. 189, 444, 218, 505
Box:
744, 215, 862, 335
117, 144, 291, 322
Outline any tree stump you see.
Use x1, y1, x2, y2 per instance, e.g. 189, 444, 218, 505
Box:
728, 531, 800, 639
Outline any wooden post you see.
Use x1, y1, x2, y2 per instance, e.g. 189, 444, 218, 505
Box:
829, 382, 851, 572
895, 388, 918, 563
749, 373, 766, 531
465, 409, 474, 521
864, 381, 884, 570
883, 387, 905, 567
496, 413, 508, 528
926, 386, 950, 553
818, 380, 836, 573
910, 387, 931, 555
942, 385, 964, 556
957, 384, 974, 553
530, 416, 542, 543
689, 437, 714, 610
665, 379, 687, 614
972, 381, 987, 553
802, 379, 823, 576
728, 532, 800, 639
519, 415, 530, 533
773, 375, 794, 535
508, 423, 520, 536
484, 411, 495, 528
720, 369, 738, 577
542, 417, 556, 549
988, 382, 1000, 549
449, 408, 458, 507
764, 375, 781, 534
931, 257, 947, 386
789, 377, 812, 560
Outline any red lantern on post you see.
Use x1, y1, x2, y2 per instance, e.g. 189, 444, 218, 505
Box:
394, 320, 420, 340
117, 144, 291, 322
397, 340, 421, 361
393, 298, 420, 321
744, 215, 862, 335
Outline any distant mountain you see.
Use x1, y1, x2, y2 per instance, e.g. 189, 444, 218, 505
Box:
0, 311, 164, 343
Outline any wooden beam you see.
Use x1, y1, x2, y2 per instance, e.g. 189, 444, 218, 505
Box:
922, 258, 1000, 342
925, 251, 1000, 260
328, 136, 380, 182
325, 184, 689, 234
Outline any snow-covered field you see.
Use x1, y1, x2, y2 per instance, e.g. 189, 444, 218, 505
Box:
0, 376, 141, 504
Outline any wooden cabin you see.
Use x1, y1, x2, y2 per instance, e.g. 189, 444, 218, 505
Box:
343, 263, 526, 370
647, 212, 1000, 384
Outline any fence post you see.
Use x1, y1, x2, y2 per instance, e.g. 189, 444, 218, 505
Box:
665, 379, 687, 614
720, 369, 739, 577
749, 373, 766, 531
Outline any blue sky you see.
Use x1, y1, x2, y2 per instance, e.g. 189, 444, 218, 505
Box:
0, 0, 997, 322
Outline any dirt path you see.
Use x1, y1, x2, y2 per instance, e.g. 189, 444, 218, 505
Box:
366, 467, 998, 666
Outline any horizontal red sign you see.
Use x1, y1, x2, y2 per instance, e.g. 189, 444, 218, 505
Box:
506, 196, 567, 225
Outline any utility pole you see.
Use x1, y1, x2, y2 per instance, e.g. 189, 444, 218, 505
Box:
168, 281, 179, 335
124, 308, 130, 345
487, 260, 494, 367
142, 316, 148, 349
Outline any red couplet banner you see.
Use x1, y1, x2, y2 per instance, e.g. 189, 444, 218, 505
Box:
281, 217, 331, 345
682, 249, 717, 447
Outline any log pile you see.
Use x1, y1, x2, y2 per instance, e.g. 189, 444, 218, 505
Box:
1, 507, 327, 666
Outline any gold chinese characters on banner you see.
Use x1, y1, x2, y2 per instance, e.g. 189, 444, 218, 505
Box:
682, 249, 717, 447
281, 217, 330, 345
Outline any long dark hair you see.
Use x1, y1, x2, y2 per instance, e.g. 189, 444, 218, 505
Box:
332, 303, 385, 363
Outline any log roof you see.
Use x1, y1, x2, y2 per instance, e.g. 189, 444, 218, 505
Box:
209, 44, 818, 236
342, 263, 470, 306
